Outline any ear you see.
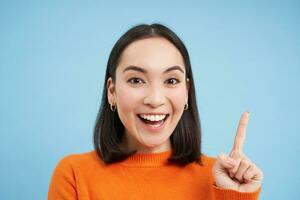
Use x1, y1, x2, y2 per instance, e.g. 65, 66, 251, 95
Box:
186, 78, 190, 94
185, 78, 190, 103
106, 77, 116, 104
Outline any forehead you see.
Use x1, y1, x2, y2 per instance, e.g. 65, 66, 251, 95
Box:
117, 37, 185, 73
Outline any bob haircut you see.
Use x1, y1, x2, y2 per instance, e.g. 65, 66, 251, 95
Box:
93, 23, 202, 166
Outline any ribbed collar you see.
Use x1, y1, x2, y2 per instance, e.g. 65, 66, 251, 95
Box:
120, 150, 173, 167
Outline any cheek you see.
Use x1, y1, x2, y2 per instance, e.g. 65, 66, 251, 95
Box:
167, 87, 188, 111
115, 85, 142, 113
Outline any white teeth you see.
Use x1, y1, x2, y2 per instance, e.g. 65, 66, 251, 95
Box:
139, 114, 167, 121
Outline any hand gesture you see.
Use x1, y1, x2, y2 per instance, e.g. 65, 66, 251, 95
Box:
212, 112, 263, 192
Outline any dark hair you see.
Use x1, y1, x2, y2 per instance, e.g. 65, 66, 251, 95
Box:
93, 23, 202, 166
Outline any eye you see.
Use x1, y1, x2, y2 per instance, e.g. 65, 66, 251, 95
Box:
165, 78, 180, 85
127, 77, 145, 84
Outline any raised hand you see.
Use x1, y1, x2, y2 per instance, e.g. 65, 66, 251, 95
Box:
212, 111, 263, 192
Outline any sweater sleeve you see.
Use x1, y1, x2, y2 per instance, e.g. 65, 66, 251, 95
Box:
47, 156, 77, 200
202, 155, 261, 200
212, 184, 261, 200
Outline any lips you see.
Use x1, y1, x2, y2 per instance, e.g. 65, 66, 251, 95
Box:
138, 114, 168, 123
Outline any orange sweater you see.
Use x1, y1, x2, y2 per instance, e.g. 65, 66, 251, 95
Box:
48, 150, 261, 200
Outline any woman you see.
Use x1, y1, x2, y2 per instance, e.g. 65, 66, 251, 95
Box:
48, 23, 263, 200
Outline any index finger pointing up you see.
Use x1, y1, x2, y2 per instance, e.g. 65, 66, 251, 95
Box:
232, 111, 250, 152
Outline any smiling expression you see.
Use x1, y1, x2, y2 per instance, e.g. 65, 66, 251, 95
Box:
107, 36, 190, 153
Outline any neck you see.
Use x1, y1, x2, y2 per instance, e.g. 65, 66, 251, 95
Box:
120, 132, 172, 153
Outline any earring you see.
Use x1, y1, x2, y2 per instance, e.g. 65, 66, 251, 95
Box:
110, 103, 116, 112
184, 103, 188, 110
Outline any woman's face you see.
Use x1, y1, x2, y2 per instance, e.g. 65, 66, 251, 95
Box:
107, 37, 189, 153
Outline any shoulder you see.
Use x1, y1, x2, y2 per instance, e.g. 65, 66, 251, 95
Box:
48, 151, 101, 198
200, 154, 217, 168
53, 150, 103, 172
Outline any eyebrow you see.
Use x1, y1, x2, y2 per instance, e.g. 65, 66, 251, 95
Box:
122, 65, 185, 74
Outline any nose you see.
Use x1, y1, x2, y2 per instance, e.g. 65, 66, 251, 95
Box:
143, 85, 166, 108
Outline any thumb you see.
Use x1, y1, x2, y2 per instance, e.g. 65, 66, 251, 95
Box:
213, 153, 241, 190
215, 153, 237, 170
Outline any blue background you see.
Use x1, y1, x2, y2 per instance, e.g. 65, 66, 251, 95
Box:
1, 1, 299, 199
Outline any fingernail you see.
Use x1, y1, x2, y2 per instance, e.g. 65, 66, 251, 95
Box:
226, 157, 237, 166
226, 160, 236, 168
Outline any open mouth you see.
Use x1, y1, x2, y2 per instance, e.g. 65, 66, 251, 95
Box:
137, 114, 170, 127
